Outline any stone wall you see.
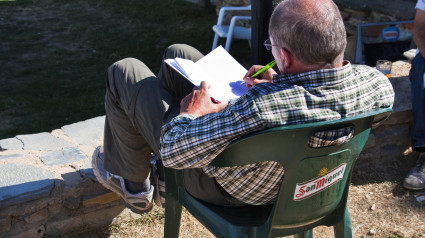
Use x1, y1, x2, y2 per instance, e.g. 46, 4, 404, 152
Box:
355, 61, 418, 169
0, 117, 140, 237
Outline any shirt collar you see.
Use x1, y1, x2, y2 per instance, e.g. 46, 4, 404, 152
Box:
273, 60, 352, 87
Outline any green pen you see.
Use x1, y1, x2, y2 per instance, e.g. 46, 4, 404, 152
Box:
250, 60, 276, 78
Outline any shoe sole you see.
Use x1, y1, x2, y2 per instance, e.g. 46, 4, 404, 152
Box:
120, 197, 153, 214
403, 182, 425, 190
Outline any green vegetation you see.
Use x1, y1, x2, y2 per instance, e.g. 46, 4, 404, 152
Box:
0, 0, 250, 139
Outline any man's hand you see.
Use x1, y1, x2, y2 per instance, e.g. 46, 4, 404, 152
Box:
243, 65, 277, 88
179, 81, 228, 118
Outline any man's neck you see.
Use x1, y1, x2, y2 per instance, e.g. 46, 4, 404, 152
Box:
286, 59, 344, 74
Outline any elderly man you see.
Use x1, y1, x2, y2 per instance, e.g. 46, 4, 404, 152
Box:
92, 0, 394, 212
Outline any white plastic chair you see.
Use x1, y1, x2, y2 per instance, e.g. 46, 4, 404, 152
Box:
212, 4, 252, 52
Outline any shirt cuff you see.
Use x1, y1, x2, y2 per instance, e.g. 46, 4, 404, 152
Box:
175, 113, 197, 120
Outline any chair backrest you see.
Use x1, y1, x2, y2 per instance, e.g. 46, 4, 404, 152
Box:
209, 108, 392, 235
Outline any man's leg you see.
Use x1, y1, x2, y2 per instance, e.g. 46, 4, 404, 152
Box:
152, 44, 205, 181
95, 57, 174, 213
410, 54, 425, 152
157, 44, 204, 101
403, 54, 425, 190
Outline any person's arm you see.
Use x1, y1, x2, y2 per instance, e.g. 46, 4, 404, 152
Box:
414, 9, 425, 57
160, 83, 263, 169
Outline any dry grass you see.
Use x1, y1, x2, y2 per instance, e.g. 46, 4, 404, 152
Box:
90, 154, 425, 238
89, 178, 425, 237
106, 207, 214, 238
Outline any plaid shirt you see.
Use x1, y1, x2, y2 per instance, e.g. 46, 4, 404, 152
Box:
160, 62, 394, 205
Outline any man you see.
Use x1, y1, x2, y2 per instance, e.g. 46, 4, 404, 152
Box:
93, 0, 394, 211
403, 0, 425, 190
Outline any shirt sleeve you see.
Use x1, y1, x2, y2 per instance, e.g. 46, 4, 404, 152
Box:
160, 96, 263, 169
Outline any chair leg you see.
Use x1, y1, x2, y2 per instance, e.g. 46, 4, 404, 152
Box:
294, 229, 313, 238
333, 207, 352, 238
212, 33, 219, 51
224, 36, 232, 52
164, 196, 183, 238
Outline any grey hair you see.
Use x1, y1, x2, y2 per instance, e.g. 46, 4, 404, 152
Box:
269, 0, 347, 67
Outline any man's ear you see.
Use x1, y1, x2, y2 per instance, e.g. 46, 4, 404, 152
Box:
281, 48, 292, 70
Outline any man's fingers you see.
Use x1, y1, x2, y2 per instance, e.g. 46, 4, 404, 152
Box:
200, 81, 211, 90
245, 65, 264, 78
243, 77, 253, 87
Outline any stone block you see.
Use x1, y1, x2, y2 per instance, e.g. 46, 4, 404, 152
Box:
0, 216, 11, 234
82, 191, 119, 206
380, 144, 404, 159
344, 36, 357, 62
45, 204, 126, 236
373, 124, 410, 141
63, 197, 81, 210
47, 202, 62, 215
0, 153, 25, 161
7, 225, 45, 238
45, 215, 84, 235
40, 147, 87, 166
24, 208, 49, 224
79, 159, 96, 179
333, 0, 416, 20
364, 133, 376, 150
357, 148, 381, 167
0, 164, 55, 207
389, 75, 412, 113
16, 133, 73, 151
81, 204, 127, 227
59, 167, 84, 188
62, 116, 105, 146
381, 110, 413, 126
0, 138, 24, 150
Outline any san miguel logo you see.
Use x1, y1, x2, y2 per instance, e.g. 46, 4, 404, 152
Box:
293, 163, 347, 201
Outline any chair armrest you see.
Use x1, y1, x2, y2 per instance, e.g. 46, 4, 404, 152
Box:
229, 15, 251, 22
228, 15, 251, 30
216, 4, 251, 25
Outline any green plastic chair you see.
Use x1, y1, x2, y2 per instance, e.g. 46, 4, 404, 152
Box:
163, 108, 392, 238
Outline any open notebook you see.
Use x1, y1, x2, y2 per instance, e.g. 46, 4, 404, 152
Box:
164, 46, 248, 101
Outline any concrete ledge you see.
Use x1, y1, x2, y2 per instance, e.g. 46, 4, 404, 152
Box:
0, 61, 416, 236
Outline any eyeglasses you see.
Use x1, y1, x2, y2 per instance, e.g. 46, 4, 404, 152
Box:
264, 38, 279, 50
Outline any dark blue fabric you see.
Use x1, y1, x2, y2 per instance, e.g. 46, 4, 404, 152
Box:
409, 53, 425, 151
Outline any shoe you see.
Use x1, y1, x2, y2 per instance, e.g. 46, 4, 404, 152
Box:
403, 153, 425, 190
92, 146, 154, 214
150, 154, 166, 208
